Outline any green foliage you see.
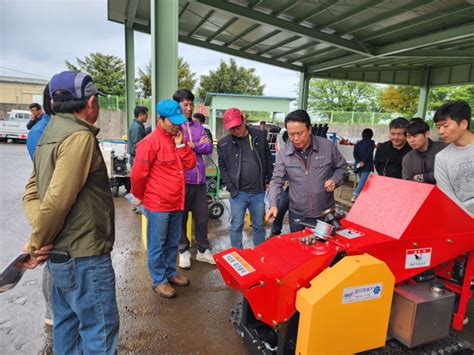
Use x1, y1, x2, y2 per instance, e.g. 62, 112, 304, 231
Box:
307, 79, 382, 112
137, 57, 197, 98
65, 53, 125, 96
429, 85, 474, 111
380, 86, 419, 117
197, 58, 265, 100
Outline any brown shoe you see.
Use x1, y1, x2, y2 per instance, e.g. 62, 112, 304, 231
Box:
153, 283, 176, 298
169, 275, 190, 287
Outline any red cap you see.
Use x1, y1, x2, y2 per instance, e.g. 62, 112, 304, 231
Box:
223, 108, 243, 130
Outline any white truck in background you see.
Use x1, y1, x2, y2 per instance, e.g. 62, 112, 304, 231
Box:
0, 110, 30, 142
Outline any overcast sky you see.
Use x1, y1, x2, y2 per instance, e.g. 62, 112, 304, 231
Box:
0, 0, 299, 98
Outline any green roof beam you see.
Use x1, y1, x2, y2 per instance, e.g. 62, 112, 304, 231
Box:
188, 9, 215, 37
272, 42, 319, 60
223, 23, 260, 47
125, 0, 139, 26
179, 35, 303, 72
205, 16, 238, 42
318, 0, 384, 29
195, 0, 374, 55
342, 0, 433, 35
240, 29, 281, 51
179, 2, 190, 18
389, 50, 474, 58
296, 0, 341, 24
362, 4, 474, 42
308, 54, 368, 72
273, 2, 300, 17
375, 22, 474, 56
255, 35, 300, 56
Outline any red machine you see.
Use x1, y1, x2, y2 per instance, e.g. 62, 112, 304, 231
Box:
215, 176, 473, 354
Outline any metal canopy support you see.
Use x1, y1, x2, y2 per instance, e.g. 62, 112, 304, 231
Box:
298, 72, 311, 110
416, 68, 431, 119
195, 0, 374, 55
151, 0, 179, 126
124, 26, 135, 130
124, 0, 138, 130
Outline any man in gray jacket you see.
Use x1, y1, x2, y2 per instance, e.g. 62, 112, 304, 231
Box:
266, 109, 347, 232
402, 118, 445, 184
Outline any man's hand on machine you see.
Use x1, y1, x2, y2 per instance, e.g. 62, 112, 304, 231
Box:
265, 207, 278, 224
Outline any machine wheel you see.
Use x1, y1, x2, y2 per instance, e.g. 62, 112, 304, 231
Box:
207, 178, 217, 192
209, 202, 224, 219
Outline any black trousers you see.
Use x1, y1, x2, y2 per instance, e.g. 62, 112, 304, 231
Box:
179, 184, 210, 253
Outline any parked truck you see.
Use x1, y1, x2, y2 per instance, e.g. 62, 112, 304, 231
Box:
0, 110, 30, 143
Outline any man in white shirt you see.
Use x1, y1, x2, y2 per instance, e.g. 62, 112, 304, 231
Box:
433, 100, 474, 215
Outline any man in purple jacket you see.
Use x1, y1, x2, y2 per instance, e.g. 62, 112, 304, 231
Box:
174, 89, 215, 268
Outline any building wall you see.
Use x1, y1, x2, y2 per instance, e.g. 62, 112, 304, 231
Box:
0, 81, 46, 105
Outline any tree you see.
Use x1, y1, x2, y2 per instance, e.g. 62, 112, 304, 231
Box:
428, 85, 474, 111
65, 53, 125, 96
137, 57, 197, 98
380, 86, 419, 116
307, 79, 382, 112
197, 58, 265, 100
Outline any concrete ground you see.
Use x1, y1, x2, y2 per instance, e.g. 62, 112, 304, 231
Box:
0, 143, 472, 354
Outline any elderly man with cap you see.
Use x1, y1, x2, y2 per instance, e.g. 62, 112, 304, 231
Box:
20, 71, 120, 354
217, 108, 273, 249
131, 99, 196, 298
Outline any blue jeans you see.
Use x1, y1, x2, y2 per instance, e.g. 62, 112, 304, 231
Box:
354, 171, 371, 196
48, 253, 119, 355
229, 191, 265, 249
270, 188, 290, 236
144, 209, 183, 286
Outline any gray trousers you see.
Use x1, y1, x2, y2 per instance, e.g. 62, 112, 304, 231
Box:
179, 184, 210, 253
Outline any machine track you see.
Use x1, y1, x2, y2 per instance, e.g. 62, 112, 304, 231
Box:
230, 302, 474, 355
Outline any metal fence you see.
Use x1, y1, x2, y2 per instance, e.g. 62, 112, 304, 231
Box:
98, 96, 151, 111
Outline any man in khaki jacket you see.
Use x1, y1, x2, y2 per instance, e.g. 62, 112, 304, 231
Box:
20, 71, 119, 354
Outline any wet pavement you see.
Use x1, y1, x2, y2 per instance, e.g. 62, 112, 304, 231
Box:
0, 143, 472, 354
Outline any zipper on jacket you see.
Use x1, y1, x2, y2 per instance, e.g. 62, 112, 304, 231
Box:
252, 134, 265, 192
294, 150, 314, 216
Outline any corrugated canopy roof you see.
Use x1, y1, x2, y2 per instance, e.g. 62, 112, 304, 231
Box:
108, 0, 474, 86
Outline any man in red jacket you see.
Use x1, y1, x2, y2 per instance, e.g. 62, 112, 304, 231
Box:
131, 99, 196, 298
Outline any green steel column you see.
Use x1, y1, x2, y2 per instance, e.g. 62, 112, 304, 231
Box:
416, 68, 431, 119
151, 0, 179, 126
298, 71, 310, 110
125, 25, 136, 130
211, 107, 217, 137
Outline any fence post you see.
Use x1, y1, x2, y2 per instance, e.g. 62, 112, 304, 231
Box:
371, 112, 375, 126
330, 111, 333, 123
351, 111, 354, 125
116, 95, 119, 111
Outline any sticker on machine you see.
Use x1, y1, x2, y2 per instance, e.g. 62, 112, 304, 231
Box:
222, 252, 256, 277
342, 283, 382, 304
405, 248, 432, 269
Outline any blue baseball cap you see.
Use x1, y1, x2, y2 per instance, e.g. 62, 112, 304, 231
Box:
157, 99, 187, 125
49, 71, 105, 101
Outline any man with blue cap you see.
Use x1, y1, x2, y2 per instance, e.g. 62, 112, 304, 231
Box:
20, 71, 119, 354
131, 99, 196, 298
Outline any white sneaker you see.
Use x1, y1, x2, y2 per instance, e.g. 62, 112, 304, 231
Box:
196, 249, 216, 265
179, 250, 191, 269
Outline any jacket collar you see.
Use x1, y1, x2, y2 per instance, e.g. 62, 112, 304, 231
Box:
285, 135, 319, 155
58, 113, 100, 136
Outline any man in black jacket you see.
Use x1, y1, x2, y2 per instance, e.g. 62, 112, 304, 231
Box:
374, 117, 411, 178
402, 118, 446, 184
218, 108, 273, 249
